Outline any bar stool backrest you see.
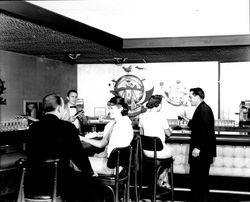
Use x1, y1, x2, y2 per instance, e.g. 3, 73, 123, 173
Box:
140, 135, 163, 151
17, 158, 61, 202
107, 146, 132, 170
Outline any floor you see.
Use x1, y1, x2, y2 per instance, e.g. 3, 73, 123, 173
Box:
138, 189, 250, 202
1, 189, 250, 202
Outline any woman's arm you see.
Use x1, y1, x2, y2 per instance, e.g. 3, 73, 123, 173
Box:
163, 116, 172, 137
81, 135, 108, 148
139, 127, 144, 135
164, 128, 172, 137
81, 121, 115, 148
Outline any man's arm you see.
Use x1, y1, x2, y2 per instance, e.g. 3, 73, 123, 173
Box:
67, 124, 94, 175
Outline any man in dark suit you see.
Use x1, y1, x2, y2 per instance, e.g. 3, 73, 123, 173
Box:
187, 87, 216, 202
26, 93, 94, 202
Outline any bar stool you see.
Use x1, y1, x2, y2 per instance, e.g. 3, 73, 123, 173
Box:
91, 146, 133, 202
17, 158, 63, 202
130, 134, 143, 202
140, 135, 174, 202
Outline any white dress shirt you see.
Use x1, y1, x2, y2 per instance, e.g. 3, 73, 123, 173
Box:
68, 104, 80, 129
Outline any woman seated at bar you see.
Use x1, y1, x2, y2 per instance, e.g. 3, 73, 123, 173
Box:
139, 94, 173, 158
80, 96, 133, 175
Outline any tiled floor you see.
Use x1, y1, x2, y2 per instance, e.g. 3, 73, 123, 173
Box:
2, 190, 250, 202
138, 190, 250, 202
139, 200, 186, 202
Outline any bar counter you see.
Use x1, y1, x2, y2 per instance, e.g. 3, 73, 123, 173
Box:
1, 125, 250, 197
0, 129, 26, 197
167, 130, 250, 196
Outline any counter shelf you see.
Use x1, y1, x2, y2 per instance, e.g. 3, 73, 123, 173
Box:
215, 126, 250, 132
170, 125, 250, 135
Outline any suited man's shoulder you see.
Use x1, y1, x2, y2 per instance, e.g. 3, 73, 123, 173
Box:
61, 118, 76, 127
199, 101, 212, 110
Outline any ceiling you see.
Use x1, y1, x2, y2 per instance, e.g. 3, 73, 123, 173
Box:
28, 0, 250, 39
0, 1, 250, 64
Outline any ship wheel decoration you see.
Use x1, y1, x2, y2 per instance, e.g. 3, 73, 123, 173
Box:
0, 78, 7, 105
110, 74, 154, 117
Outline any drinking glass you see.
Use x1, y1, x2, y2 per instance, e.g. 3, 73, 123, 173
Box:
76, 98, 84, 112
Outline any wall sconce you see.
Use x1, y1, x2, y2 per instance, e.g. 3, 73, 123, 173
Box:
63, 53, 81, 65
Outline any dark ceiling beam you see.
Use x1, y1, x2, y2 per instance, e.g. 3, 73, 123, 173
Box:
76, 45, 250, 64
122, 35, 250, 49
0, 1, 123, 49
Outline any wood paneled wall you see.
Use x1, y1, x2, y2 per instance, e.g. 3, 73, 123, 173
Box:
0, 50, 77, 120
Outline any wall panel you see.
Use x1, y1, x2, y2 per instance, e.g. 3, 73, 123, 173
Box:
0, 50, 77, 120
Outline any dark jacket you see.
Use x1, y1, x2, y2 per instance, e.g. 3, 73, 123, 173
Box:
188, 101, 216, 164
25, 114, 93, 200
26, 114, 93, 174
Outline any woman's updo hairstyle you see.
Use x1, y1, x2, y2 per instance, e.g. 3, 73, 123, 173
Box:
108, 96, 129, 116
146, 94, 163, 109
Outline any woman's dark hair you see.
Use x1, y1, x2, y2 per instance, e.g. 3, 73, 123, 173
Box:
107, 96, 129, 116
42, 93, 62, 113
190, 87, 205, 99
146, 94, 163, 109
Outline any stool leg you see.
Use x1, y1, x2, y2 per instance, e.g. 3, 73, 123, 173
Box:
17, 167, 25, 202
52, 162, 58, 202
153, 166, 157, 202
134, 156, 138, 202
152, 142, 157, 202
170, 163, 174, 202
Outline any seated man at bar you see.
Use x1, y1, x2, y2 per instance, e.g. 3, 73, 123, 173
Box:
26, 93, 94, 202
81, 96, 133, 174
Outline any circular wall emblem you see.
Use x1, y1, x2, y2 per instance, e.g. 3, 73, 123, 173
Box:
114, 74, 144, 112
165, 80, 188, 106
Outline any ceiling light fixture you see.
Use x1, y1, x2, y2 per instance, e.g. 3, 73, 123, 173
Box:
63, 53, 81, 65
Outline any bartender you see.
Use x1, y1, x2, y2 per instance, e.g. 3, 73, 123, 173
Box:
63, 89, 85, 133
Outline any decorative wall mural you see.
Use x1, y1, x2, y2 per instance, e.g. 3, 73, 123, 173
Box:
122, 65, 146, 73
78, 62, 218, 119
109, 66, 189, 116
110, 74, 154, 117
0, 78, 6, 105
164, 80, 189, 106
